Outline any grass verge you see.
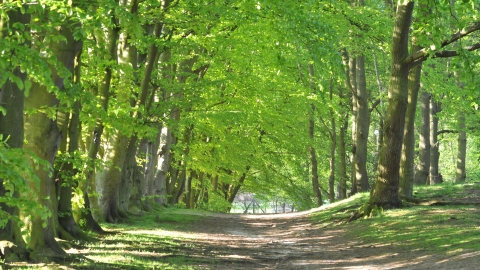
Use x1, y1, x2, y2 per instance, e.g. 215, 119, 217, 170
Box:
310, 183, 480, 256
7, 207, 208, 269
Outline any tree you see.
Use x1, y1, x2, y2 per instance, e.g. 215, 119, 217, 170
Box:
23, 6, 84, 256
399, 42, 422, 198
414, 91, 430, 185
0, 5, 31, 261
370, 1, 414, 207
371, 0, 480, 207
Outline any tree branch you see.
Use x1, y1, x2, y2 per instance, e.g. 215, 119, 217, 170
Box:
438, 129, 457, 135
432, 43, 480, 58
369, 98, 381, 113
402, 21, 480, 65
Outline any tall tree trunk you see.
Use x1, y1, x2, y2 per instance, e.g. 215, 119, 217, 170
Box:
23, 86, 64, 257
24, 110, 65, 257
354, 55, 370, 192
339, 49, 351, 199
0, 7, 29, 261
370, 1, 414, 208
97, 133, 130, 222
455, 112, 466, 183
129, 138, 149, 212
348, 57, 358, 195
24, 15, 84, 257
414, 91, 431, 185
94, 0, 164, 222
169, 124, 194, 205
185, 171, 195, 209
399, 43, 422, 198
55, 25, 89, 239
155, 126, 172, 206
118, 136, 139, 213
58, 101, 88, 239
152, 49, 173, 206
145, 125, 163, 208
455, 71, 466, 183
338, 119, 348, 200
226, 167, 251, 204
308, 64, 322, 207
372, 48, 386, 183
328, 80, 336, 203
309, 126, 322, 206
429, 98, 442, 185
80, 9, 120, 229
163, 54, 198, 206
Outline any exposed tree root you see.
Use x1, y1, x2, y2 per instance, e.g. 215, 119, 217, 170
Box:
0, 240, 28, 263
28, 246, 68, 263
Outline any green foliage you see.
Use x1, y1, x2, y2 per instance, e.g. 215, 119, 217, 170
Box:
2, 0, 480, 241
197, 192, 231, 212
0, 136, 49, 229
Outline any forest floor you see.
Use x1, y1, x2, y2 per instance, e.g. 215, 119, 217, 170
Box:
169, 205, 479, 269
6, 183, 480, 269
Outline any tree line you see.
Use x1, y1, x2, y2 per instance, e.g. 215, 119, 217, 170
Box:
1, 0, 479, 261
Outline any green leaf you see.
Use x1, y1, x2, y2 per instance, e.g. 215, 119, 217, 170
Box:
11, 75, 24, 90
24, 80, 32, 97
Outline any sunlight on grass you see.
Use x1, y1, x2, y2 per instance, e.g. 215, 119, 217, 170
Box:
60, 207, 207, 269
309, 192, 370, 226
355, 188, 480, 255
8, 184, 480, 269
309, 184, 480, 257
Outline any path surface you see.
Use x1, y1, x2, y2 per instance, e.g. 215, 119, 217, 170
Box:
158, 210, 479, 269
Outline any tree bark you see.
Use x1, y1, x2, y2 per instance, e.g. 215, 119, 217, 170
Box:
24, 15, 85, 257
328, 80, 336, 203
129, 138, 149, 212
454, 71, 466, 183
308, 64, 322, 207
24, 113, 65, 257
399, 43, 422, 198
145, 126, 163, 207
155, 126, 172, 205
370, 1, 414, 208
54, 23, 89, 239
93, 0, 164, 222
97, 133, 130, 222
57, 101, 88, 239
354, 55, 370, 192
414, 91, 431, 185
226, 167, 250, 204
309, 134, 322, 206
80, 8, 120, 229
152, 49, 173, 206
429, 98, 442, 185
118, 136, 139, 213
348, 57, 358, 195
338, 119, 348, 200
0, 7, 29, 261
455, 112, 466, 183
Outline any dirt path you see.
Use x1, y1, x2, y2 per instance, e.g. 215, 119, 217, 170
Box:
161, 210, 479, 269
